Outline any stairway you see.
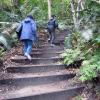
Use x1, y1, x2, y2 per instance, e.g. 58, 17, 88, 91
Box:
0, 31, 84, 100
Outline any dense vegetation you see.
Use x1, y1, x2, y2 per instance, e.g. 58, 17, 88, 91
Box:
61, 0, 100, 82
0, 0, 100, 83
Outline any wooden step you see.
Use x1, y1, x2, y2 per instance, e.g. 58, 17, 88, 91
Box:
18, 51, 63, 55
33, 45, 63, 49
32, 47, 63, 50
31, 49, 63, 53
0, 70, 75, 87
0, 80, 84, 100
0, 31, 83, 100
18, 52, 62, 58
7, 64, 66, 73
11, 56, 63, 64
32, 52, 61, 58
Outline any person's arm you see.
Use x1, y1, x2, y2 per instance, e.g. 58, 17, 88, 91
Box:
31, 21, 37, 32
16, 22, 23, 33
31, 21, 39, 38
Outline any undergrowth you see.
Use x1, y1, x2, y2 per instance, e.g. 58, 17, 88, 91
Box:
62, 31, 100, 82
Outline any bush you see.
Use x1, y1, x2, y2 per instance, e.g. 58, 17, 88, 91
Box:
0, 33, 18, 50
80, 51, 100, 82
61, 48, 84, 65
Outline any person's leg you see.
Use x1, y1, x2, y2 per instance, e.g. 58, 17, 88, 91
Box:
47, 29, 52, 42
52, 30, 56, 44
26, 40, 33, 55
23, 40, 28, 55
50, 32, 53, 44
25, 40, 33, 60
48, 29, 55, 46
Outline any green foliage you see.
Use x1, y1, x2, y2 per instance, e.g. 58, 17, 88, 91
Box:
0, 33, 17, 50
0, 48, 4, 58
73, 95, 82, 100
80, 51, 100, 82
65, 30, 100, 82
61, 48, 84, 65
0, 0, 13, 9
0, 0, 72, 23
0, 34, 10, 49
94, 36, 100, 44
0, 12, 10, 22
62, 0, 100, 81
64, 35, 72, 49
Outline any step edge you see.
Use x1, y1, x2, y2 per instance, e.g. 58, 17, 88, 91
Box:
7, 64, 66, 68
1, 86, 84, 100
0, 72, 76, 81
11, 56, 63, 60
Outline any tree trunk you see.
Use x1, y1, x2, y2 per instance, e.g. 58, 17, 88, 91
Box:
76, 0, 85, 19
12, 0, 19, 7
47, 0, 52, 19
70, 0, 78, 30
61, 0, 65, 18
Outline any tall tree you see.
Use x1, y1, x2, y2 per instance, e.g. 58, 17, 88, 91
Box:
70, 0, 85, 30
47, 0, 52, 19
70, 0, 78, 30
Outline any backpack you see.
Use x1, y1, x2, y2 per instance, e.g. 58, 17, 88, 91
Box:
47, 19, 56, 30
47, 19, 58, 30
54, 21, 58, 28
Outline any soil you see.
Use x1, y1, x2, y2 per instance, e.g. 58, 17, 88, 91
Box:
0, 42, 23, 92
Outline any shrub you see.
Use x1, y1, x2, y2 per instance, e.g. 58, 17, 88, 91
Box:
61, 48, 84, 65
80, 51, 100, 82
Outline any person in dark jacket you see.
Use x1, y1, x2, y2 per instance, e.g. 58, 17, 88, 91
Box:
16, 15, 37, 61
47, 15, 58, 46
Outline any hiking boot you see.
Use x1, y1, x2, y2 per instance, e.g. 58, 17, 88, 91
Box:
25, 53, 32, 61
48, 38, 50, 42
50, 44, 55, 47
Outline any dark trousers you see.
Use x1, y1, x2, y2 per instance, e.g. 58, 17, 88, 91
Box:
48, 29, 56, 44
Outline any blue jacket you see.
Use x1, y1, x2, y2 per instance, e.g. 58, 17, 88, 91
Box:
16, 17, 37, 41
